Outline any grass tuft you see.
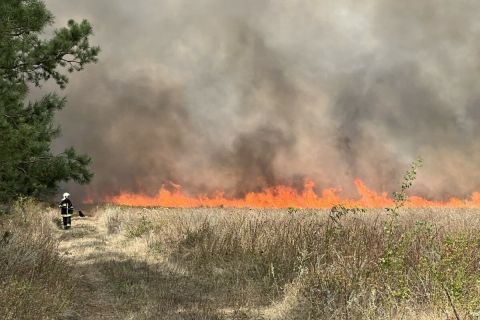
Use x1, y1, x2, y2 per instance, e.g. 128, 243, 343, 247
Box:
0, 198, 76, 320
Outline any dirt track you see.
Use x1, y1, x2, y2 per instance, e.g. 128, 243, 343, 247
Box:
56, 215, 124, 319
54, 213, 233, 320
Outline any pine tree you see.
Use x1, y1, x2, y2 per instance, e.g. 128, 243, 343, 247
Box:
0, 0, 100, 202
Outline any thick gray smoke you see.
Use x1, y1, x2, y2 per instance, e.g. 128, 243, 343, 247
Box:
41, 0, 480, 200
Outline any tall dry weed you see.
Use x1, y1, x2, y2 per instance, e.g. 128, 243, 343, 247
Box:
123, 207, 480, 319
0, 198, 75, 320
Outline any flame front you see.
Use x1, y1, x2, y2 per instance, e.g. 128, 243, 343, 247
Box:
104, 179, 480, 208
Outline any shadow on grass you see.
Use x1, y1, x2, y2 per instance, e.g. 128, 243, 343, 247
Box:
56, 220, 97, 241
71, 254, 264, 319
57, 219, 266, 319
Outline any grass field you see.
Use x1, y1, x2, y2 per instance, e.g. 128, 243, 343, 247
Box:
2, 201, 480, 319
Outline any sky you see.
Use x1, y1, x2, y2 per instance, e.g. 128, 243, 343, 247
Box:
40, 0, 480, 200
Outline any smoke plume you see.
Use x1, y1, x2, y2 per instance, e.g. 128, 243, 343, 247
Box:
41, 0, 480, 201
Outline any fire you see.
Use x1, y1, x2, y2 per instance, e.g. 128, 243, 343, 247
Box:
104, 179, 480, 208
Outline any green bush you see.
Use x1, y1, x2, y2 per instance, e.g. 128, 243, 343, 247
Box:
127, 215, 153, 238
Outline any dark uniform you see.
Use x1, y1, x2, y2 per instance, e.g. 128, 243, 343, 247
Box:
59, 197, 74, 229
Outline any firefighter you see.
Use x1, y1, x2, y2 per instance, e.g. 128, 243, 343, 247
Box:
59, 192, 74, 229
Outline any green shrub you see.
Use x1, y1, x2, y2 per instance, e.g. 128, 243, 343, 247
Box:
127, 215, 153, 238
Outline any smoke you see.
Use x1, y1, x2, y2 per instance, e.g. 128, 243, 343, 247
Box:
41, 0, 480, 200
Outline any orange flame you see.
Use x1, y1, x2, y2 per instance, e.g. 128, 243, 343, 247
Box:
104, 179, 480, 208
83, 195, 94, 205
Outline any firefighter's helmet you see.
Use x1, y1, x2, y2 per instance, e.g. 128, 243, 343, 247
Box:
63, 192, 70, 199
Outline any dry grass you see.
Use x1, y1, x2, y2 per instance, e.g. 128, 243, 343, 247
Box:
0, 198, 76, 320
97, 206, 480, 319
2, 202, 480, 319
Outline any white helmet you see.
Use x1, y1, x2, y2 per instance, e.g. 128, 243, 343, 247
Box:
63, 192, 70, 199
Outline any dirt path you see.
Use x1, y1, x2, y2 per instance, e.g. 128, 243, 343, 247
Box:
54, 214, 233, 320
56, 215, 123, 319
